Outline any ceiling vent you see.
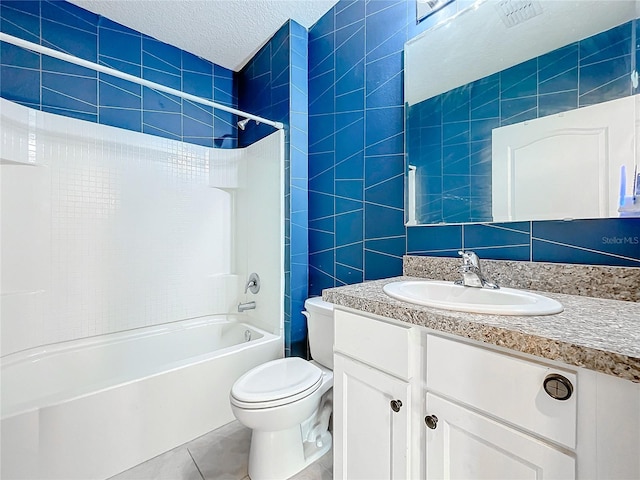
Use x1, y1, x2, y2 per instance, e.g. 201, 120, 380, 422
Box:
495, 0, 543, 27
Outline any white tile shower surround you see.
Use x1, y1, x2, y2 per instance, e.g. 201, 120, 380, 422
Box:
108, 420, 333, 480
1, 99, 286, 356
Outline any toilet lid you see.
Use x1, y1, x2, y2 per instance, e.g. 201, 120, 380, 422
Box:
231, 357, 322, 404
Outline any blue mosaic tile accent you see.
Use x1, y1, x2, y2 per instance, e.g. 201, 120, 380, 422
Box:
0, 0, 238, 147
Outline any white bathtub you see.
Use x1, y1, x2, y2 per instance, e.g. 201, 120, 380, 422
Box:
0, 316, 282, 479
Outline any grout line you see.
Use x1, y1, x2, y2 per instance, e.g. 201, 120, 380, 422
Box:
530, 221, 533, 261
187, 448, 206, 480
363, 248, 403, 260
531, 236, 640, 264
484, 223, 530, 235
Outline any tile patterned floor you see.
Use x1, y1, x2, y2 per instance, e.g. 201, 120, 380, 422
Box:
109, 421, 333, 480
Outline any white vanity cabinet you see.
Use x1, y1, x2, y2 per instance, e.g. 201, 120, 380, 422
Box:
424, 394, 575, 479
333, 355, 411, 479
333, 309, 418, 479
333, 307, 640, 480
424, 334, 576, 479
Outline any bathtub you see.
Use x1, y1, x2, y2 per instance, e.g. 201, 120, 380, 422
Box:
0, 316, 282, 479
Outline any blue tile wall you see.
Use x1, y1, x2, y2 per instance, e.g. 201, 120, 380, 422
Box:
407, 21, 634, 224
238, 21, 309, 358
0, 0, 238, 148
406, 219, 640, 267
308, 0, 471, 295
309, 0, 640, 288
290, 22, 310, 358
310, 0, 408, 295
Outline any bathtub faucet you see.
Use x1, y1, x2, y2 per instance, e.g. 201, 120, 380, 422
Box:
238, 301, 256, 312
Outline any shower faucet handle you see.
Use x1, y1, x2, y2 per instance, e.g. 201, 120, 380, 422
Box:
244, 272, 260, 294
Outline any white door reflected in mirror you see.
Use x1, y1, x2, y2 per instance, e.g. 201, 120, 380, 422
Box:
405, 0, 640, 225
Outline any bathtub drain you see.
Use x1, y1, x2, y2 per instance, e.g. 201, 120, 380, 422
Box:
244, 329, 252, 342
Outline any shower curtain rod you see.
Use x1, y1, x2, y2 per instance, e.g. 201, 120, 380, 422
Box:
0, 32, 285, 130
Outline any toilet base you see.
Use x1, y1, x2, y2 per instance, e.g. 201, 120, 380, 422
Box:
248, 428, 332, 480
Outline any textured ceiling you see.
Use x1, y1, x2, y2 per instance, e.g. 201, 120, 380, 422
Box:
68, 0, 337, 72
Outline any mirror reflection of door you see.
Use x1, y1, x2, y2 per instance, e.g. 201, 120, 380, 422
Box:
405, 0, 640, 225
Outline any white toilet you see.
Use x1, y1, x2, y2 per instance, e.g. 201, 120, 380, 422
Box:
230, 297, 334, 480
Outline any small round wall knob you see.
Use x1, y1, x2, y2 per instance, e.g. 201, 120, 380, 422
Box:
543, 374, 573, 401
390, 399, 403, 412
425, 415, 438, 429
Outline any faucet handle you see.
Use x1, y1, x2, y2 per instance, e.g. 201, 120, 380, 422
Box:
244, 272, 260, 294
458, 250, 479, 267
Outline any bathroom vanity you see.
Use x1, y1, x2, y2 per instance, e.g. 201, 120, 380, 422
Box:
324, 256, 640, 480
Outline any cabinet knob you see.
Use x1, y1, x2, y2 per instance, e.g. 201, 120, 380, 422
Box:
424, 415, 438, 429
543, 374, 573, 401
390, 399, 403, 412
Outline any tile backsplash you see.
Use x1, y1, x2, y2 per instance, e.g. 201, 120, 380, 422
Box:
406, 219, 640, 267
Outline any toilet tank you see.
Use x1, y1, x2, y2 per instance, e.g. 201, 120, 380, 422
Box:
304, 297, 334, 370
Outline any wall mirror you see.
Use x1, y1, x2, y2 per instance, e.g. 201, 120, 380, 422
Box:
417, 0, 454, 23
405, 0, 640, 225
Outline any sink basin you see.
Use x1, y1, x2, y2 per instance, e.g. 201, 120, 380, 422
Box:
382, 280, 563, 316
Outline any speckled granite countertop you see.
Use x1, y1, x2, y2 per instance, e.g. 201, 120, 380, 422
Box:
323, 277, 640, 383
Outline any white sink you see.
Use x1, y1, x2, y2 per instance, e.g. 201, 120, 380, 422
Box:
382, 280, 563, 316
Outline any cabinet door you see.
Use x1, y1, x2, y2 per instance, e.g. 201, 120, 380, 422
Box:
425, 393, 575, 480
334, 354, 411, 480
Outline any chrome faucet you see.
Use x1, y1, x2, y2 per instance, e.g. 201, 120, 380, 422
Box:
238, 301, 256, 312
455, 250, 499, 289
238, 273, 260, 312
244, 272, 260, 294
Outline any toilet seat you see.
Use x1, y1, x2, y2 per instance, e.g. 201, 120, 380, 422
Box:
230, 357, 323, 409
